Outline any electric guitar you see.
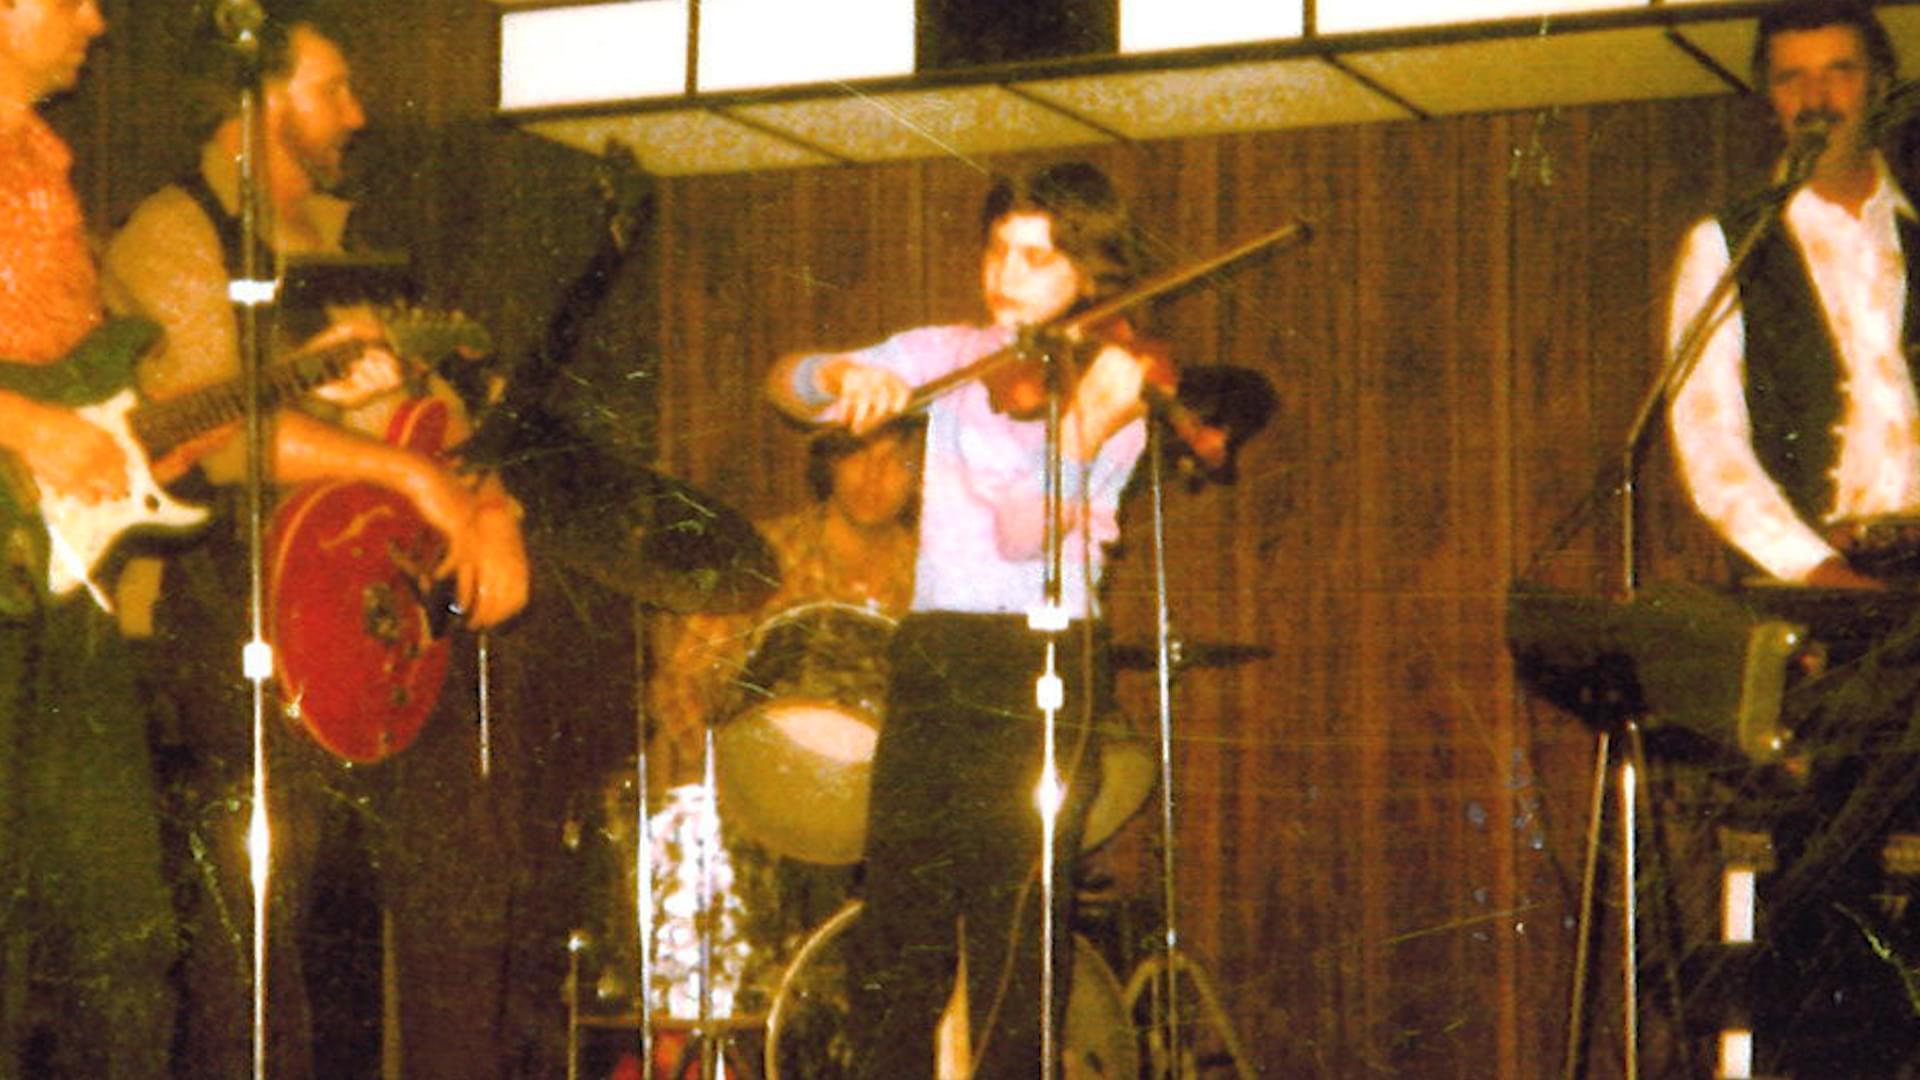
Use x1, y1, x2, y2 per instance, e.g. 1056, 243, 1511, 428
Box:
267, 394, 457, 764
270, 145, 654, 764
0, 308, 489, 605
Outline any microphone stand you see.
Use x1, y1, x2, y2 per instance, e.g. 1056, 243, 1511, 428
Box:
214, 8, 278, 1079
1141, 419, 1186, 1075
1619, 171, 1814, 595
1030, 328, 1070, 1080
1569, 146, 1816, 1080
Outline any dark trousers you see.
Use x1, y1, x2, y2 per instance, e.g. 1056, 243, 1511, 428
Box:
848, 612, 1106, 1079
0, 597, 177, 1079
148, 539, 521, 1080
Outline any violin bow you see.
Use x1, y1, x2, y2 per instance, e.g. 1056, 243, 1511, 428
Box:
905, 218, 1314, 469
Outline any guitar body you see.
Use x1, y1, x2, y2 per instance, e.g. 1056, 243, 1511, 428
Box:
0, 316, 206, 599
267, 397, 453, 764
0, 309, 488, 603
40, 389, 211, 596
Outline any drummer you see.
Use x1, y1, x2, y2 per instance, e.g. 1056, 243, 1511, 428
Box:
647, 418, 922, 787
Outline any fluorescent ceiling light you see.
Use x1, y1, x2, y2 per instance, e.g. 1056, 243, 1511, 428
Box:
697, 0, 913, 92
1318, 0, 1640, 35
499, 1, 688, 110
1120, 1, 1302, 54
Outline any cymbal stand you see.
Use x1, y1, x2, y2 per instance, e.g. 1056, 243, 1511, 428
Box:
567, 612, 659, 1080
1120, 943, 1257, 1080
694, 725, 721, 1080
475, 631, 492, 777
634, 615, 657, 1078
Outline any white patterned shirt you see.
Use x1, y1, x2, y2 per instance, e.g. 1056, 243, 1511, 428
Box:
1667, 159, 1920, 582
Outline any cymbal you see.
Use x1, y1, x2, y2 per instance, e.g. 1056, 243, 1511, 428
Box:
469, 417, 780, 615
1109, 638, 1273, 672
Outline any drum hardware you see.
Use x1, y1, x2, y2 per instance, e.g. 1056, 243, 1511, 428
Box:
1120, 946, 1257, 1080
760, 901, 1139, 1080
570, 770, 758, 1080
713, 602, 1159, 866
1108, 638, 1273, 673
576, 1014, 764, 1080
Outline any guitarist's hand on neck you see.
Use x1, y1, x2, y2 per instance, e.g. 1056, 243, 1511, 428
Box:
305, 320, 403, 409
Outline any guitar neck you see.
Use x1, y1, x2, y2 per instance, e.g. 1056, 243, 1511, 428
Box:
128, 341, 367, 460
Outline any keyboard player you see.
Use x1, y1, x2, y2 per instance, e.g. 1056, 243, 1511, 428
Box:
1667, 1, 1917, 591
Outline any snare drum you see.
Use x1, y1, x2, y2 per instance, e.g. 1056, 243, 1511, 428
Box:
714, 602, 897, 865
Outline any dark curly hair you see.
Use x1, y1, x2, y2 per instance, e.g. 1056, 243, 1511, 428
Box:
805, 416, 925, 506
979, 161, 1143, 302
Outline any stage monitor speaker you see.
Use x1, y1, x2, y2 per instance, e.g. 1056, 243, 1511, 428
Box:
916, 0, 1117, 71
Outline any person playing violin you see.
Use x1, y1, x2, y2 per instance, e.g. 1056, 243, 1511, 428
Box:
766, 160, 1154, 1078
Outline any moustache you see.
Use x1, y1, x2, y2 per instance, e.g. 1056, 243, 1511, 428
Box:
1794, 108, 1844, 131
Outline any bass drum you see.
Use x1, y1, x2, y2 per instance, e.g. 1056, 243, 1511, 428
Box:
763, 901, 1138, 1080
715, 602, 896, 865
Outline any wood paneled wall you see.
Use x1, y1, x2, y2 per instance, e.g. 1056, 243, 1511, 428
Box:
61, 1, 1800, 1074
641, 101, 1777, 1076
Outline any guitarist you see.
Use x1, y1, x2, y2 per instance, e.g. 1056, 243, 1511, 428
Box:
104, 7, 529, 1079
0, 0, 179, 1075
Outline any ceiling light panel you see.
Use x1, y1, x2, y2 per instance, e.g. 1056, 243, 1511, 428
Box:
1318, 0, 1641, 35
729, 85, 1114, 162
1020, 59, 1409, 139
1119, 0, 1303, 54
696, 0, 914, 93
499, 1, 688, 110
1342, 26, 1734, 114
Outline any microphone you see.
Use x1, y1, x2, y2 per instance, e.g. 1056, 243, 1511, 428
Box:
212, 0, 266, 47
1783, 114, 1834, 183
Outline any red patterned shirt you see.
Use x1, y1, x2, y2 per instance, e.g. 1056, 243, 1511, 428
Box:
0, 112, 102, 364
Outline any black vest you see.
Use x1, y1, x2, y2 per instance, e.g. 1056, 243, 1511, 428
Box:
1719, 192, 1920, 525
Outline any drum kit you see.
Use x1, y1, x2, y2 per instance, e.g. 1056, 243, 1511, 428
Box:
535, 442, 1268, 1078
563, 583, 1266, 1078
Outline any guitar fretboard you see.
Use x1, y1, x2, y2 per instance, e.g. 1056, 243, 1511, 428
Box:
128, 342, 368, 459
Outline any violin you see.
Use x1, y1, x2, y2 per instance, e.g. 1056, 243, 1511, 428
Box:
972, 315, 1230, 472
902, 218, 1311, 473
